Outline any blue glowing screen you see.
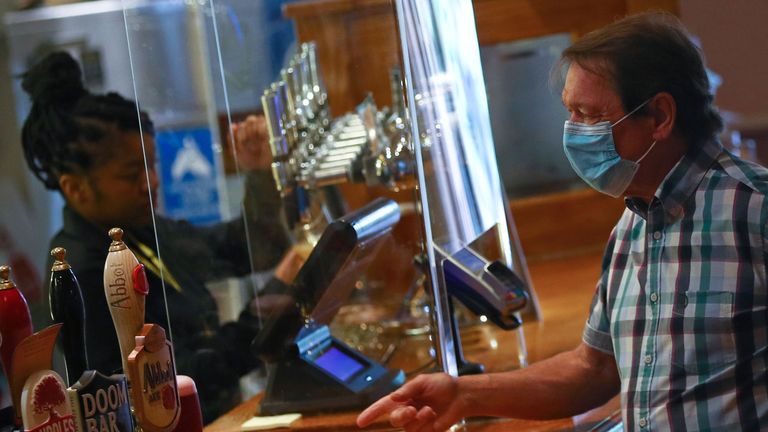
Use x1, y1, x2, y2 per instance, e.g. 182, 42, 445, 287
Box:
314, 347, 365, 381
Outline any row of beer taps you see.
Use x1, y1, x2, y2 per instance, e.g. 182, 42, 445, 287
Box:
261, 42, 417, 209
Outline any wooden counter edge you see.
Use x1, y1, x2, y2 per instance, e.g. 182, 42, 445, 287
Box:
203, 393, 621, 432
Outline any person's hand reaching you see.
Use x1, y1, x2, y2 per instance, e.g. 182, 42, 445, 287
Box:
357, 373, 466, 432
231, 115, 272, 171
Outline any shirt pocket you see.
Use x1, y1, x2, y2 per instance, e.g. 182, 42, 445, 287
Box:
670, 290, 736, 375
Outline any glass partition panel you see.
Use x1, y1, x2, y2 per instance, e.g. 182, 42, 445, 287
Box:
117, 0, 295, 423
395, 0, 533, 373
118, 0, 439, 424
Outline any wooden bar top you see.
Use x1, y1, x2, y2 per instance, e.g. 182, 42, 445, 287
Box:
205, 251, 619, 432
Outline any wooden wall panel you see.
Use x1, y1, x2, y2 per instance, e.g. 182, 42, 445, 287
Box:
347, 7, 400, 109
287, 0, 399, 114
474, 0, 626, 44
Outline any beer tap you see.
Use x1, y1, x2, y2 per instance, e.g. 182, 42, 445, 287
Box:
0, 265, 33, 383
297, 49, 318, 124
263, 84, 296, 196
304, 42, 330, 129
49, 247, 89, 385
103, 228, 147, 378
282, 61, 311, 154
354, 91, 417, 191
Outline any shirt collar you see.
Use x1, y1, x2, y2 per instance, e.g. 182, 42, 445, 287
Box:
625, 138, 723, 223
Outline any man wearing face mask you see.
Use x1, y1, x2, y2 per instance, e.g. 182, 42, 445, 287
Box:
357, 12, 768, 432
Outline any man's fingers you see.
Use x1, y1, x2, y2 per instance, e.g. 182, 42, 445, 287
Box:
358, 376, 435, 428
390, 406, 418, 428
401, 406, 437, 432
356, 395, 403, 428
416, 406, 436, 422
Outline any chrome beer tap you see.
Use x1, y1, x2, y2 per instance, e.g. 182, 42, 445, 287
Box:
263, 44, 417, 199
303, 42, 330, 130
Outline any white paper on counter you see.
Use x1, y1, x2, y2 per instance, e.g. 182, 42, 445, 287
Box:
241, 413, 302, 431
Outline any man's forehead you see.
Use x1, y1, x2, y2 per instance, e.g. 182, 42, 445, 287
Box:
562, 62, 620, 108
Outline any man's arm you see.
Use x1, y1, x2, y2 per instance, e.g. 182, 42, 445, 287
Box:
357, 342, 620, 431
463, 341, 619, 418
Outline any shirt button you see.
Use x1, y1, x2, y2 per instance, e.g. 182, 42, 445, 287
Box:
650, 292, 658, 302
644, 355, 653, 365
639, 418, 648, 428
652, 231, 662, 240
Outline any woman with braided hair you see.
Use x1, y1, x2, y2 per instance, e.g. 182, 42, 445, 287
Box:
22, 53, 159, 229
21, 51, 299, 423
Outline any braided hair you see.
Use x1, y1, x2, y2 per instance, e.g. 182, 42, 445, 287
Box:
21, 51, 155, 191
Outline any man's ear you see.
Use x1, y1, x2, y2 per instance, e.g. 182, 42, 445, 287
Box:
58, 174, 90, 205
650, 92, 676, 141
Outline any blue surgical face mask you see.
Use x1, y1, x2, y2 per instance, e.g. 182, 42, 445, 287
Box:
563, 99, 656, 198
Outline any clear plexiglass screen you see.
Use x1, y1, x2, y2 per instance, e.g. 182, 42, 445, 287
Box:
3, 0, 529, 426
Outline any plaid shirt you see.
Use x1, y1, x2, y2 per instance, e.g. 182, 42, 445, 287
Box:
583, 137, 768, 431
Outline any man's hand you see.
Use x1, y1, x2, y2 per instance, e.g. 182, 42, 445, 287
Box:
231, 115, 272, 171
356, 373, 466, 432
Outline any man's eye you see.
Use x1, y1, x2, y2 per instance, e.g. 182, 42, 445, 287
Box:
581, 114, 601, 124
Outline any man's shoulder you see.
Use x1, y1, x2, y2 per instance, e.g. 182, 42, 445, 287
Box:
715, 151, 768, 197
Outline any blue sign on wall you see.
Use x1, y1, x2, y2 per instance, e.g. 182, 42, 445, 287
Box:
155, 127, 222, 226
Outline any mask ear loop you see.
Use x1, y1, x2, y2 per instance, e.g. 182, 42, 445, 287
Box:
635, 140, 658, 164
611, 97, 652, 127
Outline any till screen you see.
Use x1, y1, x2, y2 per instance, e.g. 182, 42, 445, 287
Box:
314, 347, 365, 381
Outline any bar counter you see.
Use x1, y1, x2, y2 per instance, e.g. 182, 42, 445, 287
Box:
205, 250, 623, 431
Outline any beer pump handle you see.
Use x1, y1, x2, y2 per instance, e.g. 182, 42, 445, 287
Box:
127, 324, 180, 432
0, 265, 33, 382
49, 247, 89, 385
103, 228, 147, 378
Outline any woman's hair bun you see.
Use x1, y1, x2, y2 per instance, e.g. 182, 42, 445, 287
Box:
21, 51, 88, 106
